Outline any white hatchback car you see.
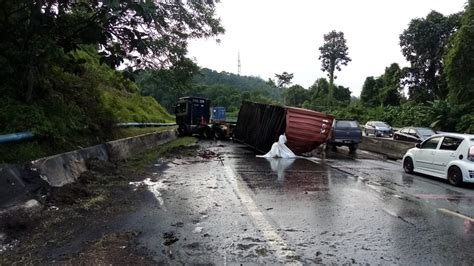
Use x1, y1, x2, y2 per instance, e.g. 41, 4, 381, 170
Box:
402, 133, 474, 186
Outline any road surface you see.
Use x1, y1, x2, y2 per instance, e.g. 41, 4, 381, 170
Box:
123, 140, 474, 264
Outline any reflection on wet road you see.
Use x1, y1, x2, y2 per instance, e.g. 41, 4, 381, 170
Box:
133, 140, 474, 264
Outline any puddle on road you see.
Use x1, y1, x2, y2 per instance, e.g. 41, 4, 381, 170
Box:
129, 178, 168, 207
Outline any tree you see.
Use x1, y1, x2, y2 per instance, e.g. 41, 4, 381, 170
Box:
318, 30, 351, 103
306, 78, 330, 109
360, 77, 379, 107
274, 72, 294, 88
378, 63, 402, 106
0, 0, 224, 102
137, 58, 200, 112
399, 11, 462, 102
284, 85, 308, 107
360, 63, 402, 107
445, 0, 474, 109
333, 85, 351, 106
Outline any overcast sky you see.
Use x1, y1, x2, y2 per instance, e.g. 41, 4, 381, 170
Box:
187, 0, 466, 97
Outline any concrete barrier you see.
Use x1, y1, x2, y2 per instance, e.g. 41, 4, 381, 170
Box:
0, 165, 48, 208
106, 129, 176, 161
359, 136, 416, 160
31, 129, 177, 187
1, 129, 176, 208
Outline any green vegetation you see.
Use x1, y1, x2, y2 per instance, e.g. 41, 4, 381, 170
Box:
124, 137, 198, 173
445, 0, 474, 115
102, 90, 173, 123
333, 4, 472, 134
137, 66, 284, 114
400, 10, 462, 102
0, 0, 222, 162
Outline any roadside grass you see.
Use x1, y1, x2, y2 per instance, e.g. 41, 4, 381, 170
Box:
79, 194, 108, 211
123, 137, 198, 173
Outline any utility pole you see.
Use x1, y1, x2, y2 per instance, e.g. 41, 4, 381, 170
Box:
237, 52, 241, 76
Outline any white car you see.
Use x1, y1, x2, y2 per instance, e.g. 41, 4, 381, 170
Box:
402, 133, 474, 186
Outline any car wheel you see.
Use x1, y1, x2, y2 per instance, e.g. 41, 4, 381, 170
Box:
403, 157, 414, 174
448, 166, 463, 186
394, 135, 398, 140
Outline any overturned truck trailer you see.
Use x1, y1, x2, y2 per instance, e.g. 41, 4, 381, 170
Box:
234, 101, 334, 155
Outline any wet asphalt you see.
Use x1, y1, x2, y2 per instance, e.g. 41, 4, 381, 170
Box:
125, 140, 474, 264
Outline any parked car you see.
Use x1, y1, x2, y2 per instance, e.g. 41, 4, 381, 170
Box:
393, 127, 436, 143
328, 119, 362, 153
364, 121, 393, 137
402, 133, 474, 186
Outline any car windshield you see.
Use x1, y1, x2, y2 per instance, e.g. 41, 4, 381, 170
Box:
374, 122, 389, 127
418, 128, 435, 136
336, 121, 358, 128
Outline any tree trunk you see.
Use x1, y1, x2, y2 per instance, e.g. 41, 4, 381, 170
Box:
327, 60, 336, 106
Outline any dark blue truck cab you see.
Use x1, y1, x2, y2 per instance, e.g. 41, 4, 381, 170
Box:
175, 96, 235, 139
328, 119, 362, 153
175, 97, 211, 137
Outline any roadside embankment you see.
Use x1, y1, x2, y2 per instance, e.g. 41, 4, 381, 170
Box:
0, 129, 177, 209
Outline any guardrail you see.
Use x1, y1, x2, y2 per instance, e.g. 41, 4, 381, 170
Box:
1, 123, 177, 145
0, 132, 34, 144
116, 122, 176, 128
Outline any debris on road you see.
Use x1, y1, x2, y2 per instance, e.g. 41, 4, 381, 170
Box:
198, 149, 219, 159
163, 231, 179, 246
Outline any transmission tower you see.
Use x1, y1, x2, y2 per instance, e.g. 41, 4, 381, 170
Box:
237, 52, 241, 76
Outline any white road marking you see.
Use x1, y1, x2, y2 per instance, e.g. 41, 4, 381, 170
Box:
438, 208, 474, 222
382, 208, 398, 218
223, 166, 301, 264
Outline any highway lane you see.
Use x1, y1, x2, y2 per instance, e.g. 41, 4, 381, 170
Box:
124, 140, 474, 264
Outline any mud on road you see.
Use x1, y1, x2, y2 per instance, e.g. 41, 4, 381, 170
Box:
0, 138, 198, 264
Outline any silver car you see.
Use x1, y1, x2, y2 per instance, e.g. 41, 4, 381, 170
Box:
364, 121, 394, 137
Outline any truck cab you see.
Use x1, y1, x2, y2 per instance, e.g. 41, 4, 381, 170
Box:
175, 97, 211, 137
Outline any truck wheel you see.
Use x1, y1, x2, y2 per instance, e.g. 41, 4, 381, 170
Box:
177, 126, 188, 137
214, 128, 226, 140
349, 144, 357, 153
202, 127, 214, 139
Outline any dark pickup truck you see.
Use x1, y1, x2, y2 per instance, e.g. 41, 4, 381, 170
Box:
328, 119, 362, 153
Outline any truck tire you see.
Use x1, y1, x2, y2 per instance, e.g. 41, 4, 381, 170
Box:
177, 126, 188, 137
214, 128, 227, 140
201, 127, 214, 139
349, 144, 357, 153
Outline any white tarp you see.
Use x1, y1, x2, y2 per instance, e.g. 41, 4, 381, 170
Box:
259, 134, 296, 158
